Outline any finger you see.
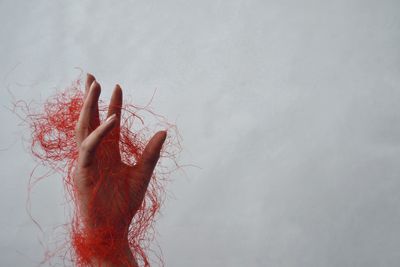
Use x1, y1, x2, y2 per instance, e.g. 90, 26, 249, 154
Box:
105, 84, 122, 149
86, 74, 101, 127
136, 131, 167, 183
83, 73, 100, 129
78, 114, 117, 167
107, 84, 122, 120
75, 81, 101, 146
84, 73, 96, 100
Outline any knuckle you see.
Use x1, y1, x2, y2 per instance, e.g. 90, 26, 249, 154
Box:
79, 141, 91, 153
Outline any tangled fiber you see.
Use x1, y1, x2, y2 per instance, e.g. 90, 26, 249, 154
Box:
11, 78, 180, 266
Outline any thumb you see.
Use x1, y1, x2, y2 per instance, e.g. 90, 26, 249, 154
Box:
136, 131, 167, 182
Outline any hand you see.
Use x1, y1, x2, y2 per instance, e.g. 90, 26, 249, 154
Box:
73, 73, 166, 266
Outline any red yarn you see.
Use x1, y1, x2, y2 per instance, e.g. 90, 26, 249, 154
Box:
12, 78, 181, 266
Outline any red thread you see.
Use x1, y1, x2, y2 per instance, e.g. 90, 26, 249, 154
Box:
11, 78, 181, 266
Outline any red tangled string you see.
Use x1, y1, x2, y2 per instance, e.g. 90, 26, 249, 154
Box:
11, 78, 181, 267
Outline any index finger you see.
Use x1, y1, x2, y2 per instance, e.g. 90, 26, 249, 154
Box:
84, 73, 96, 100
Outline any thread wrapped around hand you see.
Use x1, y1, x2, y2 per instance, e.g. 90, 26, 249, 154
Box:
14, 77, 180, 267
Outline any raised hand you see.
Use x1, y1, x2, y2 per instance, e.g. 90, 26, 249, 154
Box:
73, 73, 166, 266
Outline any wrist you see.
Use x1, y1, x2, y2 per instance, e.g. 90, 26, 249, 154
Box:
72, 224, 138, 267
90, 240, 138, 267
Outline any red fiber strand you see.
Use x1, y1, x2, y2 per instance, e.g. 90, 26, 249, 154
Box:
11, 78, 181, 267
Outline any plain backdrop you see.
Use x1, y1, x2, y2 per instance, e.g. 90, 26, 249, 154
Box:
1, 0, 400, 266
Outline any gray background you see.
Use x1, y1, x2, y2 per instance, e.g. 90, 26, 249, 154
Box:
1, 0, 400, 266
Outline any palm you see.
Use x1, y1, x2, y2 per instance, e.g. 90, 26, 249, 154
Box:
76, 163, 145, 229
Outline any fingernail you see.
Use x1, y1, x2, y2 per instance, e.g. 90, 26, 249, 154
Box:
90, 81, 97, 92
106, 114, 116, 122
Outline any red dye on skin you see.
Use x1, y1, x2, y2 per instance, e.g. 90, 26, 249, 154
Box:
12, 78, 180, 267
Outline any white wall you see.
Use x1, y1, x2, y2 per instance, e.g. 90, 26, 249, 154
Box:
1, 0, 400, 266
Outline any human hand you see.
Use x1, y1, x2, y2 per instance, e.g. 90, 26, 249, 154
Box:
73, 73, 166, 266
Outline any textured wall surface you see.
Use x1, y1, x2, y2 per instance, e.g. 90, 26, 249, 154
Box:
1, 1, 400, 266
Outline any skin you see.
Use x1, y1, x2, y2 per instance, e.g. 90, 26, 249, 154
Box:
74, 73, 167, 267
